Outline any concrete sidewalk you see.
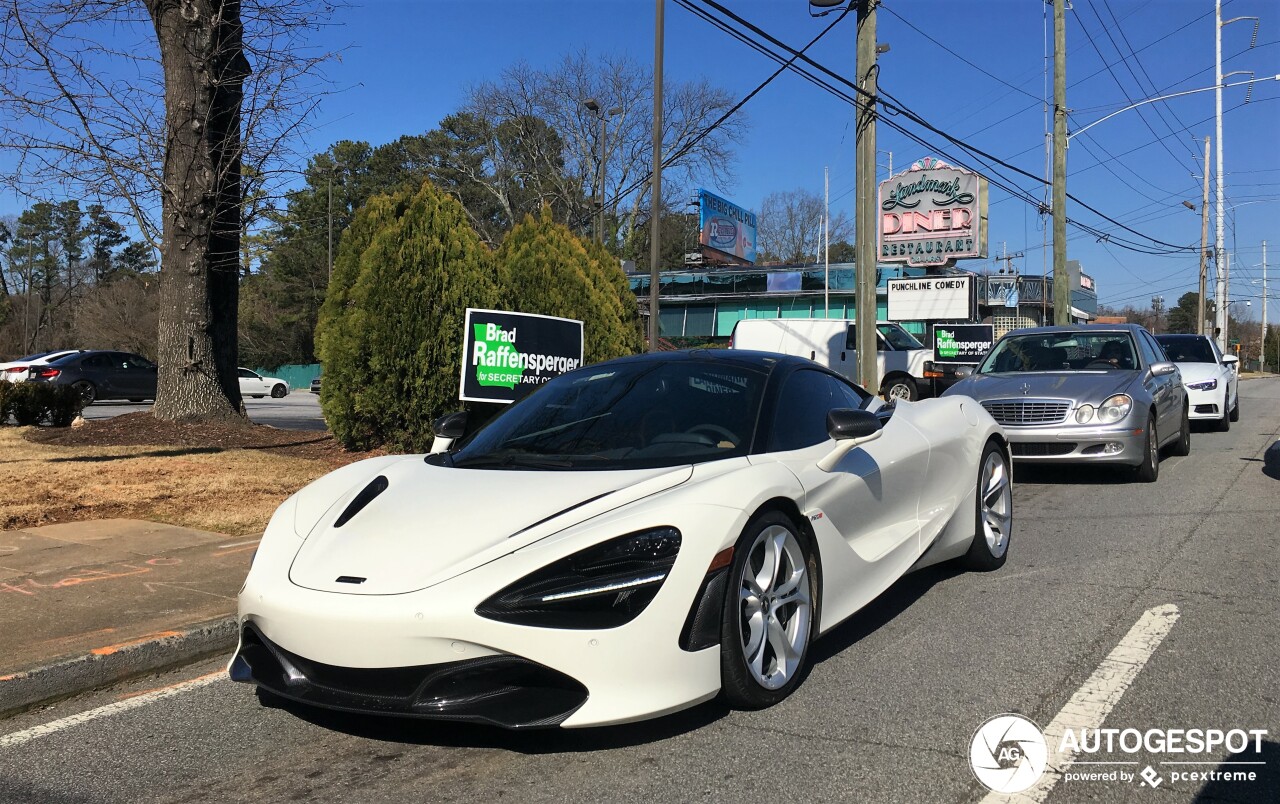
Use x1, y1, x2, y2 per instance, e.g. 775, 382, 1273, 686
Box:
0, 519, 249, 716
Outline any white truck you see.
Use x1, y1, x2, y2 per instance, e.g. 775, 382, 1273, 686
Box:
729, 318, 952, 401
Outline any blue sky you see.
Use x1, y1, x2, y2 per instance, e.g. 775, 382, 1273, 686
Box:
8, 0, 1280, 323
298, 0, 1280, 322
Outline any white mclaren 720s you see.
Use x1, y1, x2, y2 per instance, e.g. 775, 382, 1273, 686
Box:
231, 349, 1012, 728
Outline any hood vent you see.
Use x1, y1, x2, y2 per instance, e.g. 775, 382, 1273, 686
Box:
333, 475, 389, 528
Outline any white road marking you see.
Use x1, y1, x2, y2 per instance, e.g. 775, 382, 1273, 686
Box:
982, 603, 1181, 804
0, 672, 224, 749
217, 539, 261, 549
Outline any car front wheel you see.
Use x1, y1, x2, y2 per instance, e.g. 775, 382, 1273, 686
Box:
1169, 403, 1191, 456
1229, 392, 1240, 422
962, 441, 1012, 571
720, 511, 817, 710
271, 384, 287, 398
1134, 413, 1159, 483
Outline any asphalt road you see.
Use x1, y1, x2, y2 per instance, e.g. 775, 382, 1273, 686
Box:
3, 378, 1278, 804
79, 390, 327, 431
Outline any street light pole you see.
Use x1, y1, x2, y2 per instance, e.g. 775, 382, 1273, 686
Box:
1198, 137, 1210, 334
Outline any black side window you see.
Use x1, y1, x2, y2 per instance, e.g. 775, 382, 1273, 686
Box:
82, 355, 110, 369
1136, 333, 1163, 367
769, 370, 844, 452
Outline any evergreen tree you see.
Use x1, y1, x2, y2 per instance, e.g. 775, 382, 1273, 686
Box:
499, 208, 643, 366
316, 181, 500, 451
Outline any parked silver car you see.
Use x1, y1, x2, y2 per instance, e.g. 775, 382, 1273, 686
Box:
943, 324, 1189, 482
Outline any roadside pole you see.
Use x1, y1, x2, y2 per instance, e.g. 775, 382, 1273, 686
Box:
1052, 0, 1069, 325
1198, 137, 1211, 335
648, 0, 663, 352
855, 0, 879, 392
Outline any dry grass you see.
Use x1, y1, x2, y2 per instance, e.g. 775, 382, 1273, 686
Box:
0, 428, 349, 536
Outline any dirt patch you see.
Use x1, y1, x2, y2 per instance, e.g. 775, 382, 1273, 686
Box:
25, 412, 378, 467
4, 417, 387, 535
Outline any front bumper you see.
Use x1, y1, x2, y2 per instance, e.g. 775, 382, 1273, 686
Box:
1000, 422, 1147, 465
233, 501, 735, 728
1185, 386, 1225, 420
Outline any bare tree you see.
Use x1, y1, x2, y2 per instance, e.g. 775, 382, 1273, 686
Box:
757, 188, 852, 265
464, 50, 746, 247
0, 0, 337, 421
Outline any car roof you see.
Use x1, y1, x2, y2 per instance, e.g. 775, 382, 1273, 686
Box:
1153, 333, 1206, 341
595, 348, 800, 373
1001, 323, 1146, 338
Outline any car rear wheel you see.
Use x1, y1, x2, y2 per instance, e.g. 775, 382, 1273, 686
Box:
72, 380, 96, 404
271, 384, 287, 398
1134, 413, 1159, 483
720, 511, 817, 710
962, 441, 1012, 571
881, 374, 918, 402
1169, 403, 1191, 456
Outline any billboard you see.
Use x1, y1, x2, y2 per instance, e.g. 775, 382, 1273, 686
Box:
697, 189, 757, 265
459, 309, 584, 404
930, 323, 995, 364
879, 158, 988, 267
886, 275, 975, 321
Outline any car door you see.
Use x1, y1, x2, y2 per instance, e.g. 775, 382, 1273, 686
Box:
238, 368, 265, 396
76, 354, 114, 393
764, 368, 929, 621
1136, 332, 1179, 439
122, 354, 157, 400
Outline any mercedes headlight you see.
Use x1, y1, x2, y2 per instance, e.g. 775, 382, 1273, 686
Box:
1187, 378, 1218, 391
1075, 404, 1095, 424
476, 527, 682, 629
1097, 394, 1133, 424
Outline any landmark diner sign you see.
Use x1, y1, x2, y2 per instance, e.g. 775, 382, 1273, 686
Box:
879, 158, 988, 267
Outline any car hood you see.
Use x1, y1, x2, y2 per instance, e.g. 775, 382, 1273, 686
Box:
288, 459, 693, 595
1173, 362, 1220, 384
948, 371, 1138, 402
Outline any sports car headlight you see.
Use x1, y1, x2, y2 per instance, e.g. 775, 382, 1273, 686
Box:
1075, 404, 1095, 424
476, 527, 682, 629
1187, 378, 1218, 391
1097, 394, 1133, 424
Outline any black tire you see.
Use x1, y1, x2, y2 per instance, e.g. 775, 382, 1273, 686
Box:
252, 395, 264, 399
1229, 393, 1239, 422
1169, 403, 1191, 456
881, 374, 918, 402
271, 383, 288, 398
72, 380, 96, 404
1215, 393, 1231, 432
128, 399, 144, 403
1133, 413, 1159, 483
962, 440, 1012, 571
720, 511, 819, 710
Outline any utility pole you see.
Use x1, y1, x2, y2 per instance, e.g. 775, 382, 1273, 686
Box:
1214, 0, 1226, 350
327, 171, 333, 283
1262, 240, 1268, 372
648, 0, 664, 352
996, 242, 1024, 274
1198, 136, 1211, 335
824, 165, 830, 319
1052, 0, 1069, 325
855, 0, 879, 393
1151, 295, 1165, 334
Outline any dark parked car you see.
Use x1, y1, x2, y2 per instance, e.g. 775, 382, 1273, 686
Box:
28, 350, 157, 403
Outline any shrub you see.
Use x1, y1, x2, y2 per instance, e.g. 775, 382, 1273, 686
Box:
498, 208, 644, 365
4, 383, 85, 426
315, 180, 500, 452
0, 381, 12, 424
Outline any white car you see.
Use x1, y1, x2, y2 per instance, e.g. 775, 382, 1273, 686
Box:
1155, 334, 1239, 431
238, 368, 289, 399
230, 350, 1011, 728
0, 350, 82, 383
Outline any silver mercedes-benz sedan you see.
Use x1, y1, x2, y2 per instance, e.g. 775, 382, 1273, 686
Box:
943, 324, 1189, 482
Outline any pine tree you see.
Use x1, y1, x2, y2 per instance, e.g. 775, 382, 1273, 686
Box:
316, 181, 499, 451
499, 208, 643, 366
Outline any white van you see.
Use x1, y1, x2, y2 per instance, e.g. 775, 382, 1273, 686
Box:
729, 318, 948, 400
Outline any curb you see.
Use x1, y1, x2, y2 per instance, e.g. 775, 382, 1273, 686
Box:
0, 617, 238, 718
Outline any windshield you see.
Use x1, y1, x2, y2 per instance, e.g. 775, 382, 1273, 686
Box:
1156, 336, 1216, 363
979, 332, 1138, 373
877, 323, 925, 351
452, 359, 768, 471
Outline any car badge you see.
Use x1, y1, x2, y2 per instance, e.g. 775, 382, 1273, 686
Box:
1020, 383, 1031, 396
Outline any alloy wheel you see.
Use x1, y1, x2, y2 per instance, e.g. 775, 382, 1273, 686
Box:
737, 525, 811, 690
980, 450, 1012, 556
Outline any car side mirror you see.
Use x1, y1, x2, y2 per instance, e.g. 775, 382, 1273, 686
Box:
433, 410, 468, 439
818, 409, 883, 472
1150, 361, 1178, 377
1222, 354, 1239, 366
